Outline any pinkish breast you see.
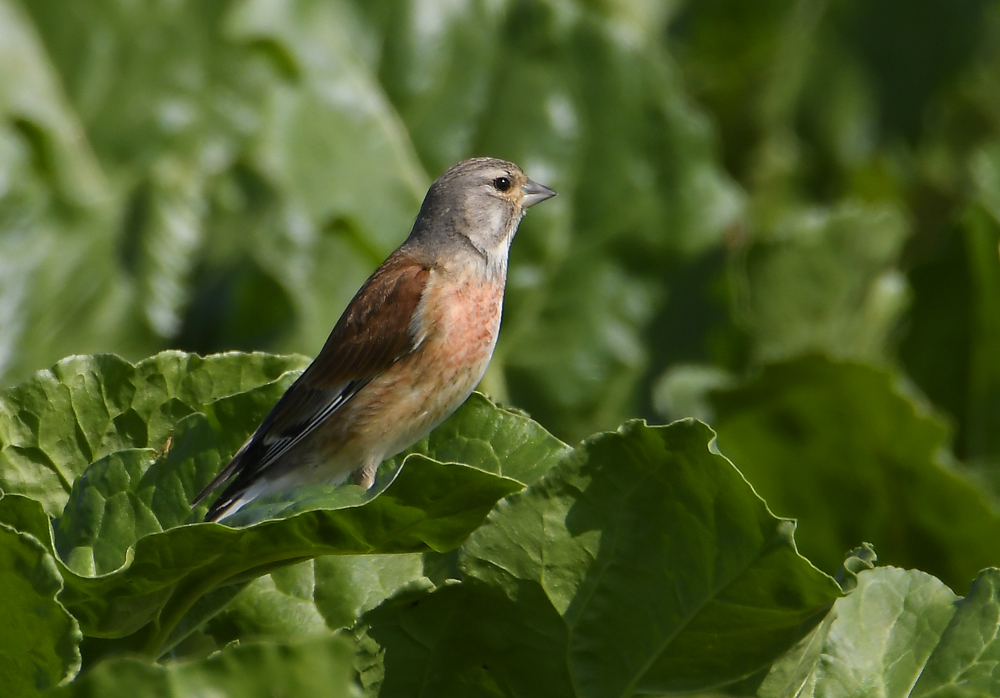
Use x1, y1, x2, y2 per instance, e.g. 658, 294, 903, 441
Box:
331, 268, 506, 465
431, 273, 504, 369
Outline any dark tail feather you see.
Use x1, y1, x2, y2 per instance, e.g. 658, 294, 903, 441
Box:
191, 448, 246, 521
201, 486, 248, 522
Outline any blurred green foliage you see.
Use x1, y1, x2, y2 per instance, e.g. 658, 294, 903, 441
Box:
4, 0, 1000, 695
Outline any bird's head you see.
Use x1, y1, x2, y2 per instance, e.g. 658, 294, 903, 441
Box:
408, 157, 556, 271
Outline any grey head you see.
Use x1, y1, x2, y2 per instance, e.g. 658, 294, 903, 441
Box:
405, 157, 556, 273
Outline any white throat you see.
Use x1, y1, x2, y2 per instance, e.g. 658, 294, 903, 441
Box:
476, 212, 520, 282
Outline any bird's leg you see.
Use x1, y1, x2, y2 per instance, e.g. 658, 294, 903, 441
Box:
352, 461, 378, 489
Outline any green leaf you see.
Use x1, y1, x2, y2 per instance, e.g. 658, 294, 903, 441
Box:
0, 351, 308, 516
0, 524, 81, 697
835, 543, 878, 594
50, 373, 307, 577
408, 392, 571, 486
357, 419, 840, 697
759, 566, 1000, 698
54, 449, 162, 577
751, 547, 879, 698
51, 634, 361, 698
710, 356, 1000, 591
206, 554, 428, 645
41, 449, 518, 648
914, 569, 1000, 697
468, 419, 841, 696
355, 580, 574, 698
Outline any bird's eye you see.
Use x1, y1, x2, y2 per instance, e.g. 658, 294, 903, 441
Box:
493, 176, 512, 192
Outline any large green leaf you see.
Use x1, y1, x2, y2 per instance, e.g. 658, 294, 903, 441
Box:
409, 392, 571, 486
5, 445, 516, 651
205, 554, 429, 646
464, 419, 840, 696
355, 580, 574, 698
710, 356, 1000, 591
759, 566, 1000, 698
0, 524, 81, 697
52, 634, 361, 698
0, 351, 308, 515
356, 419, 841, 697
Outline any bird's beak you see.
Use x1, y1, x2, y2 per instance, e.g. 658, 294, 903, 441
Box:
522, 179, 557, 208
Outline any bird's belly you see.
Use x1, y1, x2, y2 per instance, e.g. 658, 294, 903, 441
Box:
328, 272, 504, 468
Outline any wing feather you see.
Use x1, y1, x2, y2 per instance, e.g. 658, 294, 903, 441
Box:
194, 256, 431, 518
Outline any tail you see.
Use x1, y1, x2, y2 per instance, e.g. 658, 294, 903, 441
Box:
192, 442, 251, 522
201, 488, 254, 522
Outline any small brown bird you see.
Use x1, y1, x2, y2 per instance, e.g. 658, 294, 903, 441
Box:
193, 157, 556, 521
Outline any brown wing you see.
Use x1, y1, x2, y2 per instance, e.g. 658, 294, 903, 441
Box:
194, 255, 431, 517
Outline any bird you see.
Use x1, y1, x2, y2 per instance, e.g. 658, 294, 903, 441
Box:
192, 157, 556, 521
